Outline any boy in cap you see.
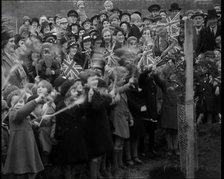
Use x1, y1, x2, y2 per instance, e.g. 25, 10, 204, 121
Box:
148, 4, 161, 17
67, 10, 79, 26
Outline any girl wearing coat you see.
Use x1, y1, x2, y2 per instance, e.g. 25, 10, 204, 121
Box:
154, 69, 180, 156
82, 69, 114, 179
3, 90, 44, 179
53, 79, 88, 179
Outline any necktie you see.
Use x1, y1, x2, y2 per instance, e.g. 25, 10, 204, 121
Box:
211, 28, 215, 36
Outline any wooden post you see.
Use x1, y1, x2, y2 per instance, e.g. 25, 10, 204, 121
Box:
184, 18, 195, 178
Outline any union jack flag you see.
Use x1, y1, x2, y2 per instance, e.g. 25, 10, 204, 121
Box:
62, 56, 83, 79
166, 12, 181, 38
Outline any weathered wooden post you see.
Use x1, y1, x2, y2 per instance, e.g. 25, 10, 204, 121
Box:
184, 18, 195, 178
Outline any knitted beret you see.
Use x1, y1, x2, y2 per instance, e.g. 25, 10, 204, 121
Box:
60, 79, 75, 97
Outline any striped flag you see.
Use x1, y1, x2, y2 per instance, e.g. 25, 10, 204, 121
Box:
166, 12, 181, 38
62, 56, 83, 79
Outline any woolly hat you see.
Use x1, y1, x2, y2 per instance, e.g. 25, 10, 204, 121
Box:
2, 85, 20, 100
53, 76, 67, 90
109, 13, 120, 21
2, 100, 9, 110
23, 16, 31, 23
60, 79, 75, 97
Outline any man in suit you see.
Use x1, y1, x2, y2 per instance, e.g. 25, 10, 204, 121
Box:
191, 11, 205, 53
196, 9, 221, 56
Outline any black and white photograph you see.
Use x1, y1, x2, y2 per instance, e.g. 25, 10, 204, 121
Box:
1, 0, 221, 178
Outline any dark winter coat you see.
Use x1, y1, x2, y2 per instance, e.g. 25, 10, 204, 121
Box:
138, 70, 158, 120
154, 75, 178, 130
53, 101, 88, 165
84, 90, 113, 159
126, 87, 146, 139
196, 25, 221, 55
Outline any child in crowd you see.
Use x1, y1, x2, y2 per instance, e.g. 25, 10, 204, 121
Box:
3, 90, 44, 179
36, 80, 56, 166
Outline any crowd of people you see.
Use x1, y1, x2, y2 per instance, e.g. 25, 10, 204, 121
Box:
1, 0, 221, 179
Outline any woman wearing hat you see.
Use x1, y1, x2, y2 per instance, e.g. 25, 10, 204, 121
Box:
62, 40, 84, 80
120, 21, 131, 40
2, 23, 28, 88
113, 27, 126, 50
30, 17, 41, 37
82, 18, 92, 33
19, 16, 31, 35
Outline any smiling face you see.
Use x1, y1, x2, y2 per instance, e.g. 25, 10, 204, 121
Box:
84, 21, 91, 30
116, 31, 124, 43
103, 30, 112, 43
69, 45, 78, 56
83, 41, 92, 50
